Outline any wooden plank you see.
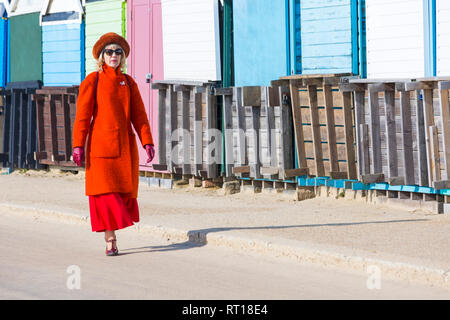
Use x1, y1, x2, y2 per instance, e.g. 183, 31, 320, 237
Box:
235, 87, 247, 177
433, 180, 450, 190
361, 173, 385, 184
242, 86, 261, 106
151, 164, 168, 171
263, 87, 278, 179
389, 176, 405, 186
181, 90, 191, 174
49, 95, 58, 164
193, 92, 203, 176
158, 89, 167, 165
260, 167, 279, 175
173, 84, 192, 92
368, 83, 396, 92
214, 87, 233, 96
232, 165, 250, 174
423, 89, 435, 186
249, 104, 261, 179
429, 125, 441, 182
399, 91, 415, 185
338, 83, 367, 92
205, 86, 218, 178
166, 85, 177, 173
278, 85, 293, 179
438, 89, 450, 179
307, 85, 325, 177
415, 90, 429, 186
438, 81, 450, 90
383, 90, 398, 177
223, 94, 234, 177
323, 85, 339, 173
360, 124, 370, 175
342, 91, 357, 179
368, 91, 382, 173
330, 171, 349, 180
354, 91, 366, 178
284, 167, 309, 178
62, 94, 71, 161
290, 83, 307, 169
268, 85, 280, 107
150, 83, 168, 90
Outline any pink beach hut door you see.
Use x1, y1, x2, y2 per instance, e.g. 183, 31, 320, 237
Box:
128, 0, 163, 170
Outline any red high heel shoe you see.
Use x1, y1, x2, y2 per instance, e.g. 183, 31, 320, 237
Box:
105, 239, 119, 256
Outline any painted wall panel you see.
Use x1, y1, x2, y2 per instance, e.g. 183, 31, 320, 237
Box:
84, 0, 126, 75
233, 0, 288, 86
42, 22, 84, 86
161, 0, 221, 81
128, 0, 164, 170
9, 12, 42, 82
300, 0, 354, 74
437, 0, 450, 75
366, 0, 425, 78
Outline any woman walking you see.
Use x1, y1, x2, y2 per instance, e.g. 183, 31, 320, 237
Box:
72, 32, 155, 256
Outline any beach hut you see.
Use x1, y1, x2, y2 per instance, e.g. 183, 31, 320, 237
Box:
0, 3, 8, 87
84, 0, 127, 75
365, 0, 435, 78
127, 0, 164, 171
40, 0, 85, 86
436, 0, 449, 76
5, 0, 46, 83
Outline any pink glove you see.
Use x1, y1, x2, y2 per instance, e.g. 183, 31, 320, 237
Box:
72, 147, 85, 167
145, 144, 155, 163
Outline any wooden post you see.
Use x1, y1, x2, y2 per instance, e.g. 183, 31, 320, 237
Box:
205, 86, 218, 178
323, 85, 339, 173
166, 85, 177, 173
290, 82, 307, 170
158, 88, 167, 165
354, 90, 366, 179
399, 90, 415, 185
193, 91, 203, 176
383, 89, 398, 178
279, 85, 293, 179
342, 91, 357, 179
307, 85, 325, 177
423, 89, 435, 186
223, 93, 234, 177
415, 90, 429, 186
235, 87, 247, 177
368, 90, 382, 173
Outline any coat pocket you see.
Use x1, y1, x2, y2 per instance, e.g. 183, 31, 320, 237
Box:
90, 127, 120, 158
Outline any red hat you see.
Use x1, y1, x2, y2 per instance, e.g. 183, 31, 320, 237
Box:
92, 32, 130, 59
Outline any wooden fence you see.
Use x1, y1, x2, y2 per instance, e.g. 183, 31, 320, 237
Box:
150, 80, 220, 179
0, 81, 43, 170
32, 86, 79, 167
215, 85, 295, 181
339, 77, 450, 189
277, 74, 357, 180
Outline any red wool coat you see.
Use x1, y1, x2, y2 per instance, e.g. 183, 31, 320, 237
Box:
72, 64, 153, 198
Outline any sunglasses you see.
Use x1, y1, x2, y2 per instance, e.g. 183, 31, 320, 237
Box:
103, 48, 123, 56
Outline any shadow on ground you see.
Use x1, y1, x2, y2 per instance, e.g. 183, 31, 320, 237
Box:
118, 218, 428, 256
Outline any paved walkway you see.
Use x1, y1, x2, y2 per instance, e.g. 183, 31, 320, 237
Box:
0, 170, 449, 290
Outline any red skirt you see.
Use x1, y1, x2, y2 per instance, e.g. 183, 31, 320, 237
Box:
89, 192, 140, 232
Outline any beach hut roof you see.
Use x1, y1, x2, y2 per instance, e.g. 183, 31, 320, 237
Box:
2, 0, 46, 17
40, 0, 83, 25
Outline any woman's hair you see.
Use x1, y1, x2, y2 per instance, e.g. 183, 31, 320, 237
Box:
96, 43, 127, 72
